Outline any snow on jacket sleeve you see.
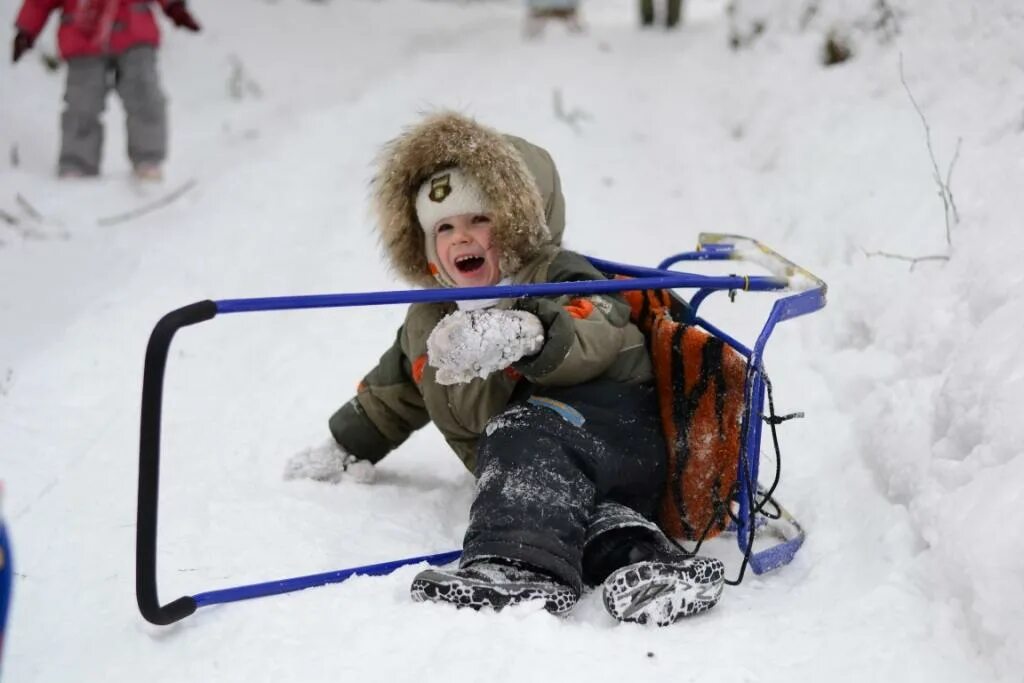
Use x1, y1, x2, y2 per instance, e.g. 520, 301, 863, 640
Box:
14, 0, 62, 37
327, 326, 430, 464
513, 250, 651, 387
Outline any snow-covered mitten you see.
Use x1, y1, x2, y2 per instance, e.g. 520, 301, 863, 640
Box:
283, 437, 376, 484
427, 308, 545, 385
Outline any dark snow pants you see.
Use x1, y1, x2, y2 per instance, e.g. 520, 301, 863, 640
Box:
60, 46, 167, 175
462, 380, 667, 594
640, 0, 682, 27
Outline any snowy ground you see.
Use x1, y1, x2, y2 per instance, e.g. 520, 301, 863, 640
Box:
2, 0, 1022, 681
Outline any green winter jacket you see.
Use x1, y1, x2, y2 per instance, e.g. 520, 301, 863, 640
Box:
329, 248, 653, 472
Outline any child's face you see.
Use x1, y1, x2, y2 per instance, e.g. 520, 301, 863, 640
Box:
434, 213, 502, 287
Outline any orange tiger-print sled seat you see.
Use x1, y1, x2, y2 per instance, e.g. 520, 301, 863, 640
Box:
620, 287, 749, 542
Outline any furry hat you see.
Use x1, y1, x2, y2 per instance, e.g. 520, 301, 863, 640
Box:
372, 112, 552, 288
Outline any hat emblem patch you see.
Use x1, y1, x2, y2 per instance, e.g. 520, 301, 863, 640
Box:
428, 174, 452, 203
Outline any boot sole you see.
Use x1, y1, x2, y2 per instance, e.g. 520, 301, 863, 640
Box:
411, 569, 578, 615
603, 557, 724, 626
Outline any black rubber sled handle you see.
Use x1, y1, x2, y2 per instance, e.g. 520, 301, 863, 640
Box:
136, 300, 218, 625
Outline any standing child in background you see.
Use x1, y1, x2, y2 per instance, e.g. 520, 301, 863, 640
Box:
11, 0, 201, 181
285, 112, 725, 626
524, 0, 582, 37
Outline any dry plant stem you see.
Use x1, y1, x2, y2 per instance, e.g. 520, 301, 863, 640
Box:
5, 197, 68, 240
552, 88, 589, 134
867, 56, 962, 269
228, 55, 263, 100
97, 179, 198, 227
944, 138, 961, 225
898, 53, 960, 247
862, 248, 949, 271
15, 193, 44, 221
5, 221, 49, 240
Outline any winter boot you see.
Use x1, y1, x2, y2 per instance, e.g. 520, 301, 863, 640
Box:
132, 163, 163, 182
58, 162, 97, 179
410, 558, 579, 615
584, 528, 724, 626
602, 555, 724, 625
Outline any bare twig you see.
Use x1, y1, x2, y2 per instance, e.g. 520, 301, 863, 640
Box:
8, 196, 51, 239
552, 89, 590, 134
899, 54, 960, 248
4, 221, 50, 240
945, 137, 962, 224
862, 249, 949, 271
16, 193, 44, 222
6, 195, 69, 240
799, 0, 819, 30
97, 179, 198, 227
228, 55, 263, 100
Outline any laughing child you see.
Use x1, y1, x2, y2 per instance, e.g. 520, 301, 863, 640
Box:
285, 112, 724, 625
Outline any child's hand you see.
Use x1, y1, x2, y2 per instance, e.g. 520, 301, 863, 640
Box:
427, 309, 545, 385
12, 31, 34, 63
165, 1, 201, 32
283, 438, 376, 484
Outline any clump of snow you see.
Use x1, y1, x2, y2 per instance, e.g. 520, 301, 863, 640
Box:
427, 308, 544, 385
283, 434, 377, 485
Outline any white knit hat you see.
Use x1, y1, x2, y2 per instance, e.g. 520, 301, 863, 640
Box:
415, 168, 493, 286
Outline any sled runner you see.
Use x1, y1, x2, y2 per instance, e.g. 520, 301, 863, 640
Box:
135, 233, 826, 625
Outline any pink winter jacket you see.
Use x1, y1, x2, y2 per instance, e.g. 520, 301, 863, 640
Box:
14, 0, 175, 59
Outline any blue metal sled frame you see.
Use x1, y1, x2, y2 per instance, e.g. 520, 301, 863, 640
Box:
136, 232, 827, 625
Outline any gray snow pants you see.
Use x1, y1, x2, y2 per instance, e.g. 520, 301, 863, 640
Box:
60, 46, 167, 175
462, 380, 669, 593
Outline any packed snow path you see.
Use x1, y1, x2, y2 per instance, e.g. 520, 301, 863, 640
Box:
2, 0, 1021, 680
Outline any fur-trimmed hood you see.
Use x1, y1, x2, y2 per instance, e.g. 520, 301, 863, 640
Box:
372, 112, 566, 288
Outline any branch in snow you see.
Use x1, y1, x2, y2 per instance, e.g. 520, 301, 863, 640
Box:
2, 220, 49, 241
899, 54, 961, 248
9, 195, 63, 240
15, 193, 44, 222
798, 1, 819, 31
861, 248, 949, 272
552, 89, 590, 134
3, 196, 69, 241
228, 55, 264, 100
97, 179, 198, 227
